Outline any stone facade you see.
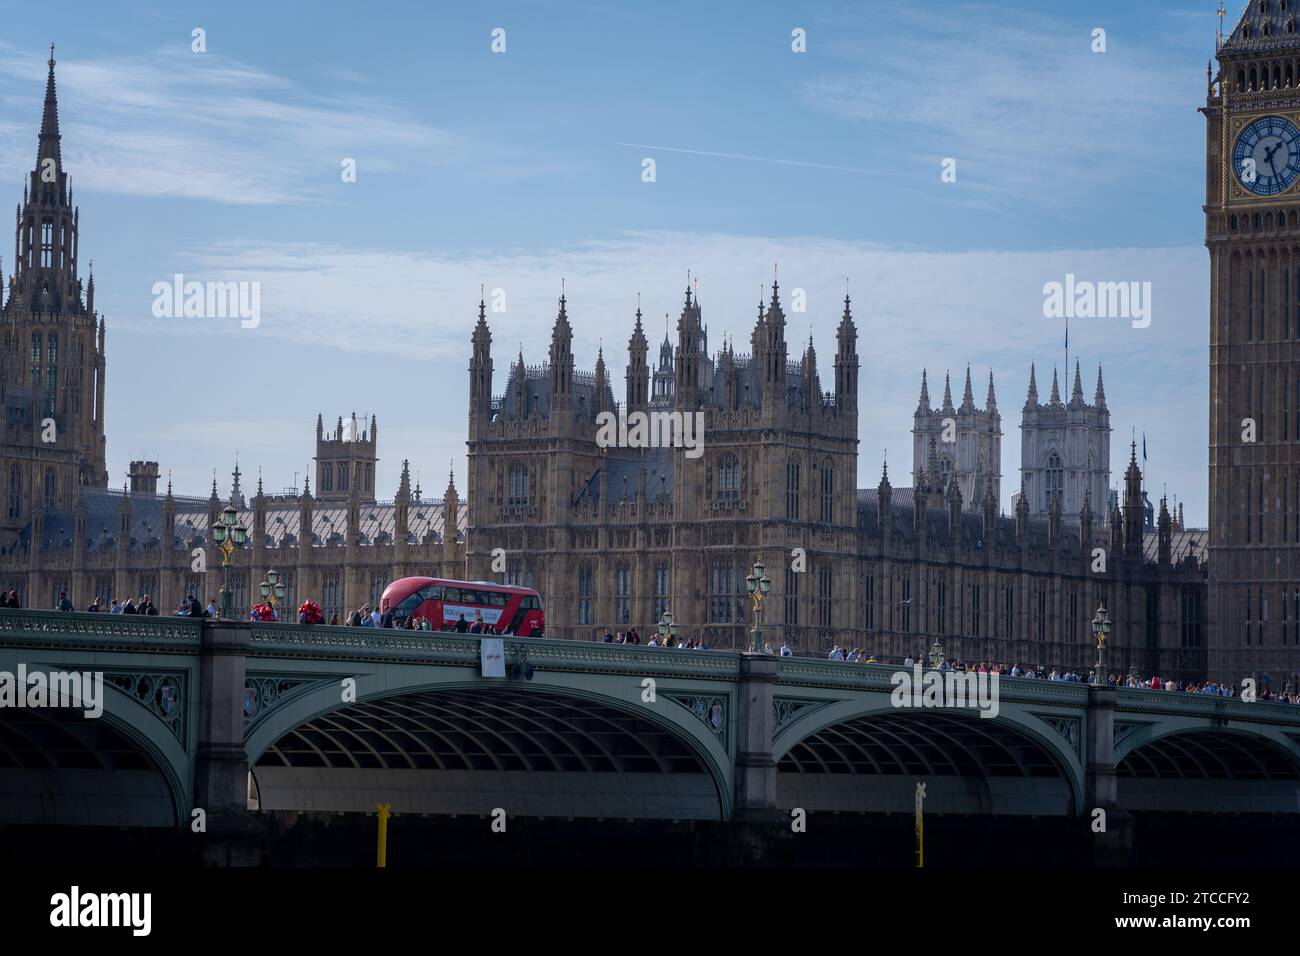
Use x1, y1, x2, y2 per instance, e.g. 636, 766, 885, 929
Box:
1018, 363, 1111, 524
464, 285, 1210, 679
911, 366, 1002, 511
1206, 3, 1300, 689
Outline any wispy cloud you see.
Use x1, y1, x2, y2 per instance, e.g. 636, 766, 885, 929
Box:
0, 44, 461, 204
802, 4, 1198, 207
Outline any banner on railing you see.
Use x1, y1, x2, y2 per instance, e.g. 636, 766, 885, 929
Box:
480, 638, 505, 678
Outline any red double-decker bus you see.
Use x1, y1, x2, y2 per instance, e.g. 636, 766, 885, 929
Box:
379, 576, 544, 636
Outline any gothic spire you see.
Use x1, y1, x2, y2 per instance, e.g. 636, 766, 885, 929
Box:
1049, 366, 1061, 405
1026, 363, 1039, 407
38, 44, 62, 172
1095, 364, 1107, 408
918, 368, 931, 410
986, 368, 997, 412
1071, 360, 1084, 404
960, 365, 975, 412
941, 371, 954, 411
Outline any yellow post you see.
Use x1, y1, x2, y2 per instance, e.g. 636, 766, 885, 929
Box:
914, 782, 925, 868
376, 803, 392, 868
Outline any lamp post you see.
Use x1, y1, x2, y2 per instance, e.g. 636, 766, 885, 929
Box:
657, 610, 677, 646
928, 640, 946, 669
259, 568, 286, 620
744, 560, 771, 653
1091, 603, 1112, 685
211, 504, 248, 620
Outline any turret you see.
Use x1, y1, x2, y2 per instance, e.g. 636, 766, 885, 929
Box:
442, 466, 460, 570
626, 300, 649, 413
1123, 440, 1143, 558
549, 289, 574, 411
877, 460, 893, 548
1157, 494, 1172, 566
469, 290, 493, 424
834, 292, 858, 413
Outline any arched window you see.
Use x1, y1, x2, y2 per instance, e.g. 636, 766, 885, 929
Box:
786, 458, 800, 520
30, 332, 40, 386
338, 462, 349, 492
939, 455, 954, 495
40, 220, 53, 268
508, 462, 529, 507
1045, 452, 1063, 511
43, 469, 56, 510
7, 466, 20, 519
45, 333, 57, 417
820, 458, 834, 523
717, 454, 739, 500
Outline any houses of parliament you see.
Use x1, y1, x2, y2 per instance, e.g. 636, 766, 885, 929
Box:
0, 15, 1291, 688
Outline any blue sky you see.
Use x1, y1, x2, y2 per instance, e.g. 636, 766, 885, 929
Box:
0, 0, 1226, 519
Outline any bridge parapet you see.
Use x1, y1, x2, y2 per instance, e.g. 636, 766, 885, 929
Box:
1114, 686, 1300, 725
775, 658, 1092, 708
0, 608, 200, 652
248, 622, 742, 680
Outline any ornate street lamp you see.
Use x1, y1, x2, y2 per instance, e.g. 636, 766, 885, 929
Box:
657, 610, 677, 646
259, 568, 286, 618
1091, 603, 1112, 685
211, 504, 248, 620
744, 559, 771, 654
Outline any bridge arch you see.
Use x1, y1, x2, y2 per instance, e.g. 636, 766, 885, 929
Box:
773, 696, 1084, 816
1116, 724, 1300, 814
0, 680, 188, 827
246, 675, 733, 821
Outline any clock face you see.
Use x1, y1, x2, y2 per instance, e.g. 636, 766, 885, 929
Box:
1234, 115, 1300, 196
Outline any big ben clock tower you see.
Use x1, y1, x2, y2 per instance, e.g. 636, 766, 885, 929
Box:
1207, 1, 1300, 691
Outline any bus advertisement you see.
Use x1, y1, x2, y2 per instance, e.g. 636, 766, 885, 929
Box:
379, 576, 544, 636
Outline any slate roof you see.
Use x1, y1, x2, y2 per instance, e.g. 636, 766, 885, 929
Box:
1220, 0, 1300, 54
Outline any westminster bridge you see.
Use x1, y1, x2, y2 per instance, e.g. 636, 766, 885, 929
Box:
2, 610, 1299, 830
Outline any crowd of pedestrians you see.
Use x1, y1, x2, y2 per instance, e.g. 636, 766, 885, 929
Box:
799, 647, 1300, 704
597, 626, 715, 650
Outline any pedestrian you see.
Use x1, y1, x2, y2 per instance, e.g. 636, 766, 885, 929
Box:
55, 590, 73, 612
140, 593, 158, 615
380, 602, 395, 629
86, 596, 103, 613
780, 641, 793, 657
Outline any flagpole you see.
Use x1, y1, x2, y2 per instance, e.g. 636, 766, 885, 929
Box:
1065, 316, 1069, 387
